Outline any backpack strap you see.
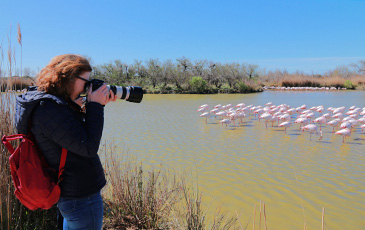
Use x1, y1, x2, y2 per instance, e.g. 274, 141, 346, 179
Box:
57, 148, 68, 184
2, 134, 26, 154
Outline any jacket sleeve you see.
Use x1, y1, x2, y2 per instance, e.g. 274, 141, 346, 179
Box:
33, 100, 104, 158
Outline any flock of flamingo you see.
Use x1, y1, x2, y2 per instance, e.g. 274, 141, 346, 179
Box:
198, 102, 365, 143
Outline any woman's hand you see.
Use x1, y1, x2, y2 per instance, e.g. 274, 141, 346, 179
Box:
87, 84, 118, 105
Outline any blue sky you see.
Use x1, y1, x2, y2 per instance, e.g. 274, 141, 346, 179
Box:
1, 0, 364, 74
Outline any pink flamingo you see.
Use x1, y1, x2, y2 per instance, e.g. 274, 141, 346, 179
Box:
327, 119, 341, 133
236, 112, 246, 124
300, 104, 307, 110
361, 124, 365, 133
335, 128, 351, 143
254, 109, 265, 121
199, 112, 210, 123
235, 103, 245, 108
358, 117, 365, 125
229, 113, 238, 126
216, 111, 227, 120
301, 124, 323, 141
294, 117, 311, 130
220, 119, 231, 129
279, 114, 291, 123
259, 113, 273, 129
332, 113, 343, 119
340, 121, 352, 129
333, 107, 345, 114
278, 121, 291, 134
313, 116, 327, 131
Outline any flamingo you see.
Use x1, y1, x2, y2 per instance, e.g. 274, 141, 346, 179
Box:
333, 107, 345, 114
236, 112, 246, 124
197, 107, 208, 113
220, 119, 231, 129
332, 113, 343, 119
199, 112, 210, 123
300, 104, 307, 110
279, 114, 291, 122
349, 105, 356, 110
301, 124, 323, 141
216, 111, 227, 120
313, 116, 327, 131
322, 113, 331, 119
259, 113, 273, 129
361, 124, 365, 133
294, 117, 311, 130
358, 117, 365, 125
235, 103, 245, 108
254, 109, 265, 120
327, 119, 341, 133
340, 121, 352, 129
229, 112, 238, 126
335, 128, 351, 143
278, 121, 291, 134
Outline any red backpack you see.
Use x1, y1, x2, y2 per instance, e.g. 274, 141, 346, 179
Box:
2, 133, 67, 210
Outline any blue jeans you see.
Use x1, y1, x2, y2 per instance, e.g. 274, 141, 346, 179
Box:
57, 192, 103, 230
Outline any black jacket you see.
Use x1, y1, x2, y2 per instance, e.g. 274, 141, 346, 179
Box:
15, 89, 106, 198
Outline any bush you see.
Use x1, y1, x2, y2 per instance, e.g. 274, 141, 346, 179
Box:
344, 80, 355, 89
236, 82, 250, 93
189, 76, 207, 93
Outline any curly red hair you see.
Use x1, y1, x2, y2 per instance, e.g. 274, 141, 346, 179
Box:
36, 54, 92, 98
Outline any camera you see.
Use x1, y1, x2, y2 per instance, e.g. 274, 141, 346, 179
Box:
86, 79, 143, 103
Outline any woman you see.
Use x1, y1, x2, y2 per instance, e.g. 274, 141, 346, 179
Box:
15, 54, 116, 229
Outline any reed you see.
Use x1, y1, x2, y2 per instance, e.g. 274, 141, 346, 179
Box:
101, 142, 181, 229
100, 141, 242, 230
17, 24, 22, 89
0, 92, 58, 230
262, 72, 365, 89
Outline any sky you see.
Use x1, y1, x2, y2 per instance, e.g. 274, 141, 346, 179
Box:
1, 0, 365, 75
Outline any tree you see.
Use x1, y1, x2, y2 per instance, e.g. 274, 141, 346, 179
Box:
208, 62, 222, 89
175, 57, 192, 89
246, 64, 259, 79
146, 58, 162, 88
161, 59, 175, 88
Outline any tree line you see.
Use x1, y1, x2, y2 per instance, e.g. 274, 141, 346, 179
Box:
91, 57, 262, 93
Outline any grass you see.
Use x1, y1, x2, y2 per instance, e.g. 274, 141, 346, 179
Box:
0, 92, 58, 230
1, 91, 245, 230
100, 141, 243, 230
1, 89, 334, 230
260, 73, 365, 89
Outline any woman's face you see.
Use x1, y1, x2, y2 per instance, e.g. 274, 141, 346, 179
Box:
71, 71, 91, 100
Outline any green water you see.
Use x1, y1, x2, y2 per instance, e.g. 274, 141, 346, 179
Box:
104, 91, 364, 229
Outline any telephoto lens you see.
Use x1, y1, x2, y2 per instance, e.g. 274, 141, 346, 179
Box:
89, 79, 143, 103
108, 85, 143, 103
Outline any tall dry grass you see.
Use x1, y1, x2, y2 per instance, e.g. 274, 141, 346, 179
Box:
0, 92, 58, 230
101, 142, 181, 229
260, 72, 365, 89
100, 142, 244, 230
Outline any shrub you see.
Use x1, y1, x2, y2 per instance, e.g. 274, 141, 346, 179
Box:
344, 80, 355, 89
189, 76, 207, 93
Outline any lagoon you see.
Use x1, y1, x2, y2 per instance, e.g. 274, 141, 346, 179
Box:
104, 91, 365, 229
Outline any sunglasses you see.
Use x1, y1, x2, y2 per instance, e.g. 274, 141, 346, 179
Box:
76, 76, 91, 92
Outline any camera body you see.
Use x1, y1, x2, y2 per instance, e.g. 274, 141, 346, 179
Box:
88, 79, 143, 103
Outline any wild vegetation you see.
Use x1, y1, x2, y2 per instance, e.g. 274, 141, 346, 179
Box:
1, 92, 246, 229
2, 58, 364, 93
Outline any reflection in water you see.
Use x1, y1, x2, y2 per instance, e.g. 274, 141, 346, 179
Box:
104, 91, 365, 229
